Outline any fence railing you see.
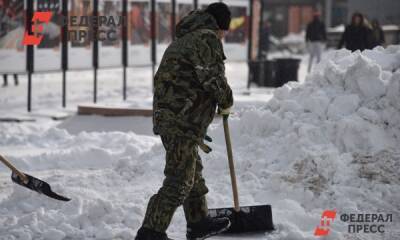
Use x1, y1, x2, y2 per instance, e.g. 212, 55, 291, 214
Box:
0, 0, 262, 112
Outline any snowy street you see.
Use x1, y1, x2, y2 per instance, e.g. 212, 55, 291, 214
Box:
1, 46, 400, 240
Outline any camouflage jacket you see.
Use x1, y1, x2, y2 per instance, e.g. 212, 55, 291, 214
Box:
153, 10, 233, 140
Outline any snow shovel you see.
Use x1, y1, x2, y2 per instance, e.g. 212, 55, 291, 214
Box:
0, 154, 71, 201
208, 115, 274, 233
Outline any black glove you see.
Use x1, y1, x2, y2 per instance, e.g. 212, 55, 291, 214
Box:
204, 135, 212, 142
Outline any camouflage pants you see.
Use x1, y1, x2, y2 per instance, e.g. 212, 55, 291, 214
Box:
142, 135, 209, 233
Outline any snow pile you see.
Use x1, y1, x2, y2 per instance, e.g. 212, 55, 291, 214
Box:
209, 46, 400, 238
1, 46, 400, 240
0, 127, 160, 240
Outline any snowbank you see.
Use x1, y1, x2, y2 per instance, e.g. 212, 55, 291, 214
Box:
213, 46, 400, 238
1, 46, 400, 239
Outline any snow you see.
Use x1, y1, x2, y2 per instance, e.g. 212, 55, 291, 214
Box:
1, 46, 400, 239
281, 32, 305, 45
328, 24, 345, 33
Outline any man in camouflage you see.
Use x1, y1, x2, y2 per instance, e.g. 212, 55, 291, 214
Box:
135, 2, 233, 240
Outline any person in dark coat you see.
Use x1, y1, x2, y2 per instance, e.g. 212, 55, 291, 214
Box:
135, 3, 233, 240
305, 11, 326, 72
370, 19, 385, 48
338, 12, 370, 51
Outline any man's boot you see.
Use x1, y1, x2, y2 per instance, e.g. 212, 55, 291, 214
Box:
186, 216, 231, 240
135, 227, 173, 240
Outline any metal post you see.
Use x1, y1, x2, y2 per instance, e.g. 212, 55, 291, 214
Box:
151, 0, 156, 83
26, 0, 34, 112
247, 0, 254, 89
325, 0, 332, 28
123, 67, 127, 100
94, 69, 97, 103
171, 0, 176, 39
258, 0, 265, 60
62, 0, 68, 108
193, 0, 198, 10
93, 0, 99, 103
62, 71, 66, 107
122, 0, 128, 100
27, 73, 32, 112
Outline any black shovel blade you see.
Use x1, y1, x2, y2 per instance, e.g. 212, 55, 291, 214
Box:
208, 205, 274, 233
11, 172, 71, 202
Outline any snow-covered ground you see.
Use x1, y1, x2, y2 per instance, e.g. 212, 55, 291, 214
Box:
1, 46, 400, 240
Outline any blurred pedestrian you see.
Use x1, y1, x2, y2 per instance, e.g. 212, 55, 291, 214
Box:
259, 20, 270, 59
2, 74, 18, 87
370, 19, 385, 48
363, 16, 375, 49
338, 12, 370, 51
305, 11, 326, 72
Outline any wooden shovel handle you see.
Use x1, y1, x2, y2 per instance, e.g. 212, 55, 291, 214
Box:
222, 115, 240, 212
0, 154, 28, 183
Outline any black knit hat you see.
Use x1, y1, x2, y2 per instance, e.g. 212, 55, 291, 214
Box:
205, 2, 231, 30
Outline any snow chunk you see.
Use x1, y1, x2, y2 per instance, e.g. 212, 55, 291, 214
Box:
344, 55, 386, 100
327, 94, 360, 120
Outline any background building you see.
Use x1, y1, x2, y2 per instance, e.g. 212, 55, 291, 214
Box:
262, 0, 322, 37
346, 0, 400, 26
263, 0, 400, 37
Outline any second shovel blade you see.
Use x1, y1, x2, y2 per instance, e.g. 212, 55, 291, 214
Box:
11, 172, 71, 202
